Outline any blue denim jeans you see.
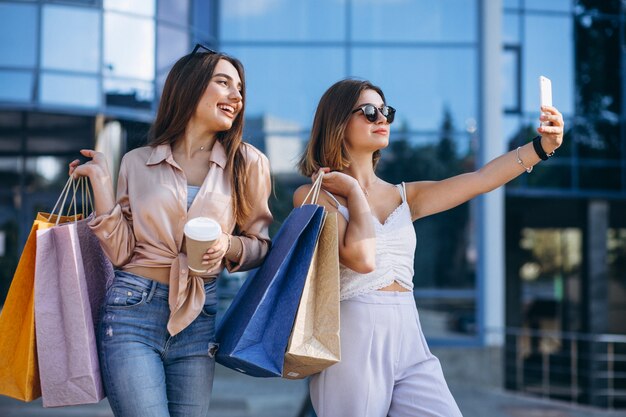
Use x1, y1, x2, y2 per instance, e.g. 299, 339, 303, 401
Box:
98, 271, 218, 417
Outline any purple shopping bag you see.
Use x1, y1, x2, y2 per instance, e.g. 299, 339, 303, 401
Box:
34, 215, 113, 407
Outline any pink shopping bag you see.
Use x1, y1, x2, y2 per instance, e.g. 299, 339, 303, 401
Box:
34, 214, 113, 407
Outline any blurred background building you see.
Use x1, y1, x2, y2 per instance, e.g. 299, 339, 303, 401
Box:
0, 0, 625, 411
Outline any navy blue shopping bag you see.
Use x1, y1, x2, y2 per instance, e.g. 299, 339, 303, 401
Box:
215, 204, 325, 377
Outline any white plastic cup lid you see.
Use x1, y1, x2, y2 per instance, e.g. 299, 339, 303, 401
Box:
184, 217, 221, 241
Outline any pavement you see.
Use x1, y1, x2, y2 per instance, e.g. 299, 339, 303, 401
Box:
2, 364, 625, 417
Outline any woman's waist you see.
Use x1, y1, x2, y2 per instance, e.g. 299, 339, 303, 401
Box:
339, 263, 414, 279
124, 264, 219, 285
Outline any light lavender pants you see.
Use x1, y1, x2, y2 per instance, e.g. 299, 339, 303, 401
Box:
309, 291, 463, 417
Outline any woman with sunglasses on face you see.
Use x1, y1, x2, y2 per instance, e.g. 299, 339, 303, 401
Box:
68, 46, 272, 417
295, 79, 564, 417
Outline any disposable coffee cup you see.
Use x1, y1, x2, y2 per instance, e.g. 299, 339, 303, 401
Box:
184, 217, 222, 273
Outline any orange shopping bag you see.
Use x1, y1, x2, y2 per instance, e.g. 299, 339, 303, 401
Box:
0, 177, 82, 401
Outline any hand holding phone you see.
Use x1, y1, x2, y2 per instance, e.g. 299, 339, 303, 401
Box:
539, 75, 552, 126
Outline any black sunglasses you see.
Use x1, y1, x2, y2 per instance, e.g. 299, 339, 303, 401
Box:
351, 104, 396, 124
191, 43, 217, 55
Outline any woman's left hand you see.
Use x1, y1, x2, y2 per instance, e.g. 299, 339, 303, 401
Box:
537, 106, 564, 153
202, 232, 230, 272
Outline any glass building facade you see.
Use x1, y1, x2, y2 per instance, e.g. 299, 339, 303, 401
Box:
1, 0, 625, 409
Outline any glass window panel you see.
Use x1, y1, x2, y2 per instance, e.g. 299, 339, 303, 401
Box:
351, 0, 476, 42
104, 78, 154, 109
502, 49, 519, 112
525, 0, 572, 12
104, 12, 155, 80
220, 0, 345, 41
0, 136, 22, 153
503, 0, 520, 9
0, 158, 22, 188
608, 228, 626, 334
523, 15, 574, 115
578, 166, 621, 190
27, 112, 92, 130
191, 0, 215, 39
41, 5, 100, 73
413, 298, 477, 339
0, 70, 33, 102
509, 164, 572, 189
351, 47, 478, 132
503, 12, 520, 44
158, 0, 189, 25
104, 0, 155, 17
412, 204, 475, 288
223, 47, 346, 131
0, 3, 37, 67
40, 73, 100, 108
25, 156, 77, 192
0, 112, 22, 130
243, 123, 307, 175
575, 0, 620, 14
503, 114, 522, 148
157, 25, 189, 74
27, 135, 93, 153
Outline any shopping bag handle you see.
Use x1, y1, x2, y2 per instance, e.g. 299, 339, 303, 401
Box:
301, 171, 324, 206
47, 176, 95, 224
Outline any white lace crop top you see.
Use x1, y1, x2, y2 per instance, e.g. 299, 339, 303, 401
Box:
324, 183, 417, 301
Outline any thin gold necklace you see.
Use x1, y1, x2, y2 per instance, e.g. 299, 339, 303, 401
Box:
359, 178, 377, 197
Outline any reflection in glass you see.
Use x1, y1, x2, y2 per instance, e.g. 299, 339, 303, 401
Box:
502, 48, 519, 112
157, 25, 189, 74
503, 12, 520, 43
42, 5, 100, 73
104, 0, 155, 17
523, 15, 573, 115
28, 136, 93, 154
25, 156, 76, 191
0, 3, 37, 67
608, 228, 626, 334
0, 158, 22, 188
351, 47, 477, 132
524, 0, 572, 12
220, 0, 344, 41
158, 0, 189, 24
104, 78, 154, 109
223, 47, 345, 130
351, 0, 476, 42
0, 136, 21, 153
104, 12, 155, 80
191, 0, 214, 39
413, 298, 476, 339
518, 227, 582, 358
0, 112, 22, 128
0, 70, 33, 102
40, 73, 100, 107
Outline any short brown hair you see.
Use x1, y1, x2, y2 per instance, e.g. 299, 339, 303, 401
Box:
298, 79, 386, 177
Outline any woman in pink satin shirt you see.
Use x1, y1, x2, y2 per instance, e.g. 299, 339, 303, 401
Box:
69, 45, 272, 417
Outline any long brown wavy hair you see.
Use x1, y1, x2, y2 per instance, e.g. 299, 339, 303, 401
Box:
148, 51, 251, 225
298, 79, 386, 177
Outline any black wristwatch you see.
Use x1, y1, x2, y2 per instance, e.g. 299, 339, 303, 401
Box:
532, 135, 555, 161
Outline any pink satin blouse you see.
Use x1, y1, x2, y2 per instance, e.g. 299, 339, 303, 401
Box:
89, 140, 272, 335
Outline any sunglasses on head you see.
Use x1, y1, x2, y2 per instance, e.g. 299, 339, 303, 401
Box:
191, 43, 217, 55
351, 104, 396, 124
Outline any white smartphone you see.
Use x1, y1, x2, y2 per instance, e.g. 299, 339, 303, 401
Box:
539, 75, 552, 126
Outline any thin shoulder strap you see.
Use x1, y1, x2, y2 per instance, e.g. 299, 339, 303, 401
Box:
396, 182, 407, 203
322, 189, 343, 209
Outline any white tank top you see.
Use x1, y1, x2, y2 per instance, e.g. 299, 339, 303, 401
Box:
324, 183, 416, 301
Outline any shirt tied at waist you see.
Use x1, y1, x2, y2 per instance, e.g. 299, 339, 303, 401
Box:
167, 252, 208, 336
